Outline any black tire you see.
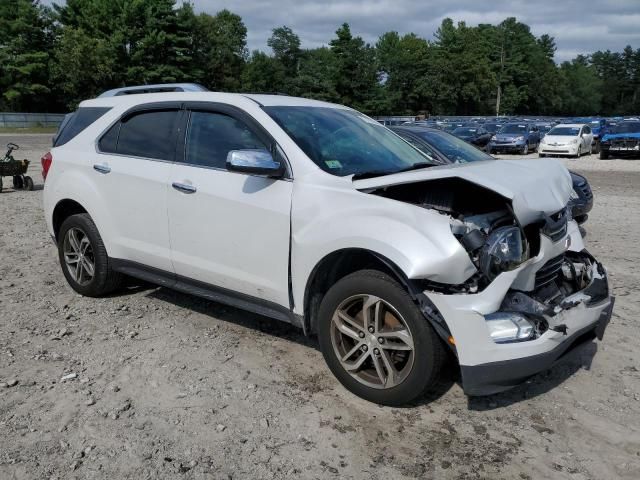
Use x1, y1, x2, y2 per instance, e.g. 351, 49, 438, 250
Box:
13, 175, 23, 189
317, 269, 446, 406
57, 213, 123, 297
23, 176, 33, 191
539, 153, 546, 158
575, 145, 581, 158
521, 142, 529, 155
592, 141, 600, 154
599, 150, 609, 160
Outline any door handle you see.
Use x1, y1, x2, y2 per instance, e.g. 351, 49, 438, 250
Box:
172, 182, 196, 194
93, 164, 111, 174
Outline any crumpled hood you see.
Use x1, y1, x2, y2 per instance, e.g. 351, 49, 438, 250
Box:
602, 132, 640, 141
353, 159, 573, 226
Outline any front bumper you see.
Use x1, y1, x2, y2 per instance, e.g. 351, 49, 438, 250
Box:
489, 141, 525, 152
423, 230, 614, 396
539, 143, 579, 155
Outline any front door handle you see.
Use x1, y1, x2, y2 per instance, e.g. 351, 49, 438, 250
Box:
93, 164, 111, 174
172, 182, 196, 194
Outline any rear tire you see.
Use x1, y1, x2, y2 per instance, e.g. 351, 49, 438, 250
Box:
57, 213, 123, 297
23, 176, 33, 191
317, 269, 446, 406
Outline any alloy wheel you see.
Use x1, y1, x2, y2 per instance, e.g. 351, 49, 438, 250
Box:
330, 294, 415, 389
63, 227, 95, 286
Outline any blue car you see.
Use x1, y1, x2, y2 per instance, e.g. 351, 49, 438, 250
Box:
487, 122, 541, 155
599, 120, 640, 159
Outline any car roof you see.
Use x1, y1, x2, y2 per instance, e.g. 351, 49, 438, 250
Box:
80, 91, 348, 110
552, 123, 586, 128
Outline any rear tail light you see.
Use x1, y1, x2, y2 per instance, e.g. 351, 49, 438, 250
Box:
41, 151, 52, 180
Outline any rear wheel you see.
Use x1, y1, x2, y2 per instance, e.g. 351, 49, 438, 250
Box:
318, 270, 446, 406
57, 213, 123, 297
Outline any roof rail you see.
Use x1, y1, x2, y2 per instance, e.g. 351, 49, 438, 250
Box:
98, 83, 209, 98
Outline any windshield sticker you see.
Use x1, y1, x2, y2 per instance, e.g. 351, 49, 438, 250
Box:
325, 160, 342, 169
518, 125, 526, 128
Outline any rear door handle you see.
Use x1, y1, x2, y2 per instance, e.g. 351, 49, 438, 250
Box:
172, 182, 196, 194
93, 164, 111, 174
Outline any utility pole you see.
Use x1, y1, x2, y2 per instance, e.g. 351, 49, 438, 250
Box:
496, 41, 504, 117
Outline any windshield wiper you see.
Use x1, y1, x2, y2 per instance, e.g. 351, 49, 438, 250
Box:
352, 162, 436, 180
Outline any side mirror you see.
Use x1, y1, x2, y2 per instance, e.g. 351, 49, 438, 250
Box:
226, 149, 285, 178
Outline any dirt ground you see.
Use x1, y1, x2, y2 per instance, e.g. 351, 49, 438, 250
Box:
1, 134, 639, 480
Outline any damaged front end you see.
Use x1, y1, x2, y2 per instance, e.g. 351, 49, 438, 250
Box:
362, 170, 614, 396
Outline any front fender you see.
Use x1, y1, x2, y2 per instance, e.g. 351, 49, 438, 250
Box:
290, 181, 476, 314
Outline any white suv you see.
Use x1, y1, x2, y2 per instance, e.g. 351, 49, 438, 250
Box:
43, 89, 614, 405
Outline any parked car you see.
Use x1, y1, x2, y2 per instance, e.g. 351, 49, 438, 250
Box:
587, 118, 606, 153
391, 126, 593, 226
539, 124, 593, 158
451, 125, 492, 149
487, 123, 540, 154
43, 89, 613, 405
481, 122, 504, 136
599, 120, 640, 159
535, 122, 555, 139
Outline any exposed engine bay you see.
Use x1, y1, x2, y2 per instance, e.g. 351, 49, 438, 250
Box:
371, 177, 608, 342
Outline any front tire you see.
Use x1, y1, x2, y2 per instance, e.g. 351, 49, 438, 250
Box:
521, 142, 529, 155
317, 270, 446, 406
599, 150, 609, 160
57, 213, 123, 297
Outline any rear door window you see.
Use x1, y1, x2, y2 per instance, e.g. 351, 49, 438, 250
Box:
54, 107, 111, 146
99, 109, 180, 161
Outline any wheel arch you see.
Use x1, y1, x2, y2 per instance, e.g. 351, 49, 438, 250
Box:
52, 199, 88, 241
302, 248, 418, 336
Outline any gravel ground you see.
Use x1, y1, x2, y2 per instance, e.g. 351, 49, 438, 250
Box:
1, 134, 639, 479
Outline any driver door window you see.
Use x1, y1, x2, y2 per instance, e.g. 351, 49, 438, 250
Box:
186, 112, 268, 169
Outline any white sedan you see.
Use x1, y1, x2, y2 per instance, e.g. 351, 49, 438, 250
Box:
539, 124, 593, 158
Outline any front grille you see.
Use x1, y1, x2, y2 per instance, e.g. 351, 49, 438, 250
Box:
611, 138, 640, 149
535, 254, 564, 289
541, 208, 568, 242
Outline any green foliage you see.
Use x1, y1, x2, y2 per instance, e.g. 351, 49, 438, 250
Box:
0, 1, 637, 115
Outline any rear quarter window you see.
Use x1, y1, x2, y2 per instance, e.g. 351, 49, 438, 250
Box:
54, 107, 111, 147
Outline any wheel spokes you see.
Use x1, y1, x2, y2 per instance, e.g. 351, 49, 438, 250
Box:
377, 328, 414, 351
330, 294, 415, 390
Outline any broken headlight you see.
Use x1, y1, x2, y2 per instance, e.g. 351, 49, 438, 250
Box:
478, 226, 526, 280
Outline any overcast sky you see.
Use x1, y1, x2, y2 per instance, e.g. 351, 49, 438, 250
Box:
187, 0, 640, 62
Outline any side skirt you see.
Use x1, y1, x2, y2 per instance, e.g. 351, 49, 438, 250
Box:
110, 258, 303, 329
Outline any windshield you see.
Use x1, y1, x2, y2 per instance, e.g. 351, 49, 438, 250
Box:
548, 126, 580, 136
416, 130, 493, 163
612, 122, 640, 134
453, 127, 478, 135
264, 106, 434, 176
483, 123, 501, 131
499, 124, 527, 134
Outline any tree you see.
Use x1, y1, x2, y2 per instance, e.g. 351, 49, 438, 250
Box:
192, 9, 247, 91
329, 23, 380, 111
558, 56, 602, 115
268, 26, 301, 76
0, 0, 54, 111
